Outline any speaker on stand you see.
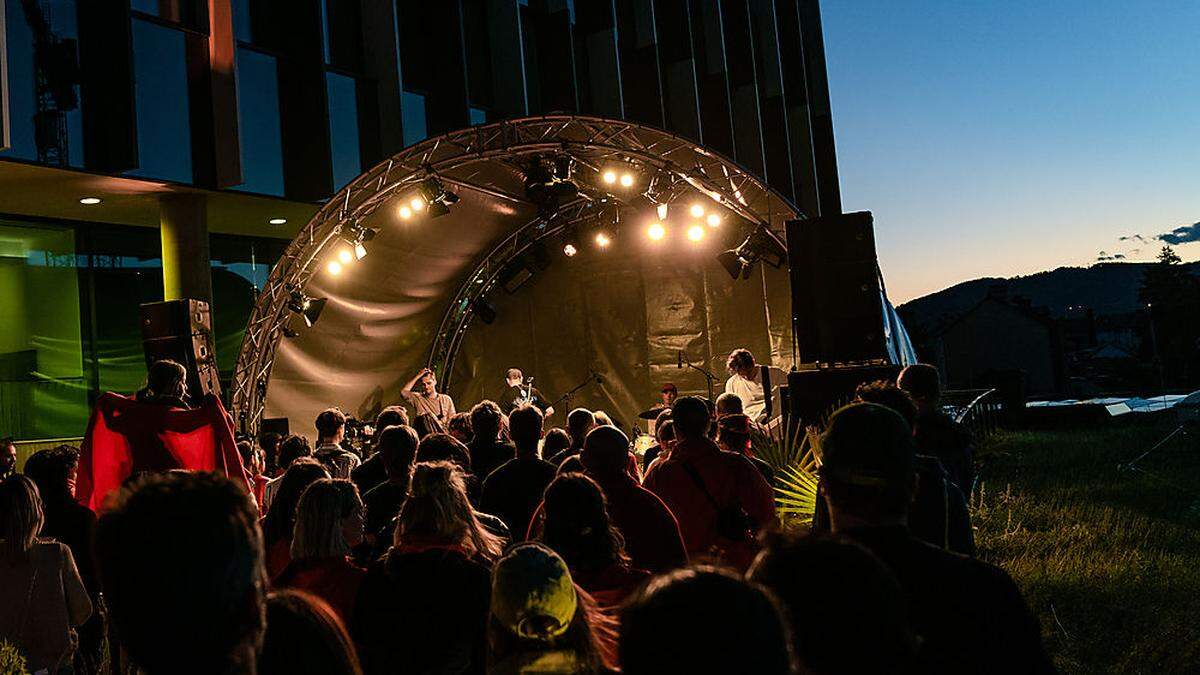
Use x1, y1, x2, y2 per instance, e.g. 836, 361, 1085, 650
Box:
140, 299, 222, 406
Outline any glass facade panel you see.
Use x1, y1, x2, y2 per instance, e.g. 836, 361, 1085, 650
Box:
210, 235, 286, 374
130, 0, 206, 31
402, 91, 428, 147
235, 48, 285, 196
469, 107, 488, 126
127, 18, 194, 183
1, 0, 85, 168
0, 221, 87, 440
326, 72, 361, 190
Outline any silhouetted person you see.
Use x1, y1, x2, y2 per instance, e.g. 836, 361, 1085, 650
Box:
315, 409, 361, 479
898, 364, 975, 495
548, 408, 596, 467
481, 405, 557, 536
542, 427, 571, 461
260, 589, 363, 675
263, 434, 313, 510
817, 402, 1052, 673
0, 437, 16, 479
468, 401, 515, 482
640, 411, 673, 471
750, 533, 917, 674
351, 406, 409, 496
447, 411, 473, 444
360, 425, 419, 554
262, 459, 330, 579
95, 472, 265, 675
619, 566, 794, 675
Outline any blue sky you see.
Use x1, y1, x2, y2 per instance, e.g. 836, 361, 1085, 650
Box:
821, 0, 1200, 302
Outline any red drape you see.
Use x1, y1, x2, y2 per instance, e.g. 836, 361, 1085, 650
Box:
76, 393, 251, 512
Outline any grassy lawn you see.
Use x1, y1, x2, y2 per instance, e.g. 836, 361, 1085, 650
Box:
972, 418, 1200, 673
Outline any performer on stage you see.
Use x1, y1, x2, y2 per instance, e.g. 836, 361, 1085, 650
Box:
400, 367, 456, 423
499, 368, 555, 416
660, 383, 678, 408
724, 348, 783, 424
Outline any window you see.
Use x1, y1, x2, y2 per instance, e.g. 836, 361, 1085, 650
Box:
129, 0, 207, 31
127, 18, 194, 183
402, 91, 428, 147
470, 107, 488, 126
235, 48, 285, 196
210, 235, 287, 374
326, 72, 361, 189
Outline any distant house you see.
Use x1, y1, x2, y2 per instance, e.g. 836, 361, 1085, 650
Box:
926, 286, 1066, 396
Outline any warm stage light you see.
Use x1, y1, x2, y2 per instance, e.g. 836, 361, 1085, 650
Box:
648, 223, 666, 240
595, 232, 612, 247
689, 204, 705, 218
411, 197, 425, 211
619, 173, 634, 187
79, 197, 102, 205
354, 242, 368, 260
656, 203, 669, 220
327, 261, 343, 276
602, 170, 617, 184
564, 243, 578, 257
687, 224, 705, 241
337, 249, 354, 264
399, 205, 413, 219
706, 213, 721, 227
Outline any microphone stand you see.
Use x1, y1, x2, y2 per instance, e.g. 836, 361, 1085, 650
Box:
679, 352, 718, 401
548, 371, 603, 412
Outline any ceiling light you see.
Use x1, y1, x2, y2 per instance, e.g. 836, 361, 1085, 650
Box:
689, 204, 705, 218
337, 249, 353, 264
687, 224, 705, 241
268, 217, 287, 225
327, 260, 343, 275
79, 197, 102, 205
706, 213, 721, 227
647, 223, 666, 241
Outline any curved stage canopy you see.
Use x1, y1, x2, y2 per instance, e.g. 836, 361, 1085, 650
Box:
232, 115, 818, 437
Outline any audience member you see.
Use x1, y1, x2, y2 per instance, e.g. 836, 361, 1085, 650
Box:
593, 410, 616, 428
749, 533, 917, 674
360, 425, 419, 553
1, 436, 16, 479
577, 426, 687, 574
715, 413, 774, 483
539, 473, 651, 611
714, 392, 743, 417
0, 475, 92, 674
353, 461, 497, 674
260, 589, 362, 675
481, 405, 557, 536
260, 431, 283, 477
548, 408, 596, 466
640, 411, 673, 470
618, 566, 793, 675
350, 406, 408, 496
413, 411, 447, 438
262, 459, 330, 579
239, 439, 269, 507
447, 411, 473, 444
816, 402, 1052, 673
94, 472, 264, 675
274, 479, 366, 625
315, 409, 361, 479
489, 543, 612, 674
542, 427, 571, 461
468, 401, 515, 482
263, 434, 313, 510
898, 364, 975, 494
643, 397, 775, 571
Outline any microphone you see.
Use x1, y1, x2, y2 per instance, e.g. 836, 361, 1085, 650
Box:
525, 377, 534, 385
677, 351, 684, 369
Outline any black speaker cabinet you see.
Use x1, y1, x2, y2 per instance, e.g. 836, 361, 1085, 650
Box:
784, 364, 902, 428
140, 299, 221, 404
786, 212, 886, 365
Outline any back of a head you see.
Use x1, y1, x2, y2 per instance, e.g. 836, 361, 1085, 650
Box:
715, 392, 744, 416
566, 408, 596, 442
315, 408, 346, 440
817, 403, 916, 523
750, 533, 915, 674
716, 414, 752, 454
447, 411, 473, 442
508, 405, 545, 454
277, 434, 313, 469
373, 405, 409, 433
855, 380, 918, 428
398, 461, 500, 559
670, 396, 710, 440
0, 475, 44, 561
619, 566, 793, 675
259, 589, 362, 675
416, 432, 472, 471
22, 444, 78, 500
95, 472, 265, 675
541, 473, 625, 572
142, 359, 187, 401
580, 425, 631, 480
263, 459, 330, 544
542, 428, 571, 459
291, 479, 362, 560
376, 425, 419, 480
470, 400, 504, 442
897, 364, 942, 405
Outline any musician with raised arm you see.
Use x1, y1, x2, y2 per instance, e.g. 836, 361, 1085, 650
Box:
499, 368, 555, 417
400, 367, 457, 424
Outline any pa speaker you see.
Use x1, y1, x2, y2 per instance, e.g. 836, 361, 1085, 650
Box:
784, 364, 901, 427
140, 299, 222, 404
786, 212, 886, 365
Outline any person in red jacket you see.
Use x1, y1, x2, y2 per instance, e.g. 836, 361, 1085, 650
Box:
642, 396, 775, 572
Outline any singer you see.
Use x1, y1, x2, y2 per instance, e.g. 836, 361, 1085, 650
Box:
499, 368, 555, 416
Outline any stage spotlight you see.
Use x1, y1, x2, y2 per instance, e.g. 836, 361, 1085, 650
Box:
689, 203, 705, 218
687, 224, 705, 242
419, 176, 458, 219
337, 249, 353, 264
282, 326, 300, 339
354, 242, 368, 260
287, 289, 327, 327
706, 213, 721, 227
619, 173, 634, 187
399, 205, 413, 219
602, 170, 617, 184
410, 196, 425, 212
647, 223, 666, 241
717, 225, 787, 280
327, 260, 343, 276
595, 232, 612, 248
563, 243, 578, 257
656, 203, 669, 220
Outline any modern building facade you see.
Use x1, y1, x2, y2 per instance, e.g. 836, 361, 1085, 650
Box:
0, 0, 839, 441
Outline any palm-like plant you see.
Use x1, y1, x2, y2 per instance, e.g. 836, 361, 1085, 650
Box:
756, 422, 820, 527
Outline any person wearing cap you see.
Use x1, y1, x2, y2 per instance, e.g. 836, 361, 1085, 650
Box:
642, 396, 775, 572
817, 402, 1052, 674
488, 543, 614, 673
659, 383, 678, 408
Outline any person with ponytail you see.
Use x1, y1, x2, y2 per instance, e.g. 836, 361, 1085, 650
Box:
352, 461, 498, 674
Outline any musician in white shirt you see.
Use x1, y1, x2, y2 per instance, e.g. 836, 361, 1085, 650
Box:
723, 348, 782, 423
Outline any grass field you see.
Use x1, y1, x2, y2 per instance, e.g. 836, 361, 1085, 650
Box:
972, 418, 1200, 673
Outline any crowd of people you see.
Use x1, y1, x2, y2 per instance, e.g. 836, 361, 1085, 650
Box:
0, 359, 1054, 674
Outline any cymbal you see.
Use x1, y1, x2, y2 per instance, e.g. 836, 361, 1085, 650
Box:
637, 405, 668, 420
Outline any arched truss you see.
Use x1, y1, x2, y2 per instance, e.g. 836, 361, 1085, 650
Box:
230, 115, 801, 434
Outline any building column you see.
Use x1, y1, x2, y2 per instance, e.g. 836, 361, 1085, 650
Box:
159, 193, 212, 303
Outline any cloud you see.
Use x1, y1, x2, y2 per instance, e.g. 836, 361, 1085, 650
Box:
1119, 234, 1147, 243
1156, 222, 1200, 245
1096, 251, 1127, 262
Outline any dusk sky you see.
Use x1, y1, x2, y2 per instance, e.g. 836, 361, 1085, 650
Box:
821, 0, 1200, 303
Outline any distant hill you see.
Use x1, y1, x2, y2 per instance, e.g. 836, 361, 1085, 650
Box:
898, 261, 1200, 335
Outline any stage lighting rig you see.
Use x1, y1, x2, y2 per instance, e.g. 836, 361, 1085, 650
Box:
286, 288, 327, 327
525, 157, 579, 219
561, 228, 581, 257
717, 225, 787, 280
341, 223, 378, 260
419, 176, 459, 218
